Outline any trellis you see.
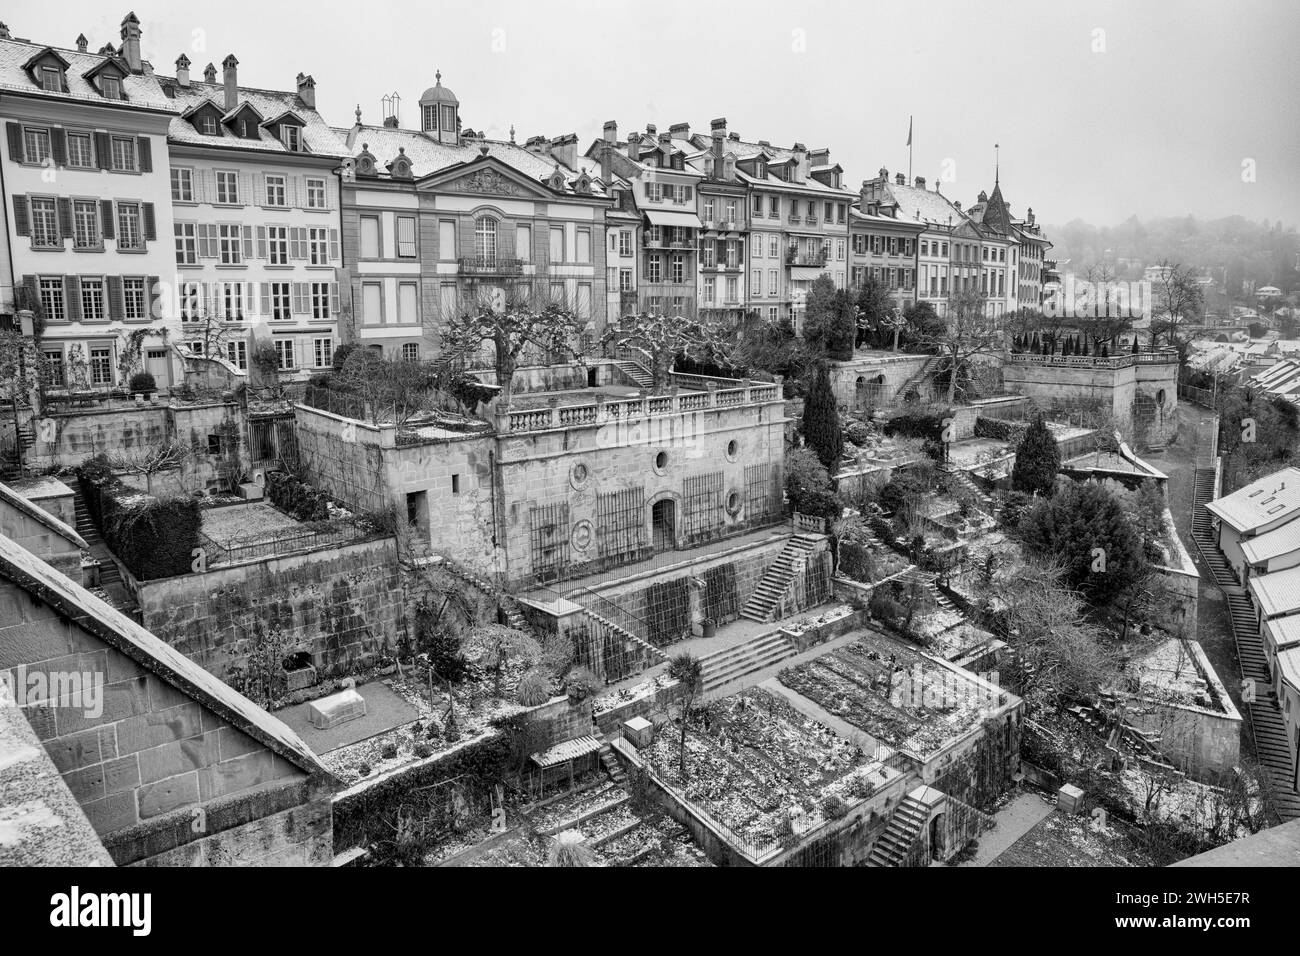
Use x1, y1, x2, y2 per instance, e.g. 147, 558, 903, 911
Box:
682, 471, 723, 545
702, 563, 739, 624
745, 462, 783, 525
528, 502, 570, 584
597, 487, 647, 566
645, 577, 691, 646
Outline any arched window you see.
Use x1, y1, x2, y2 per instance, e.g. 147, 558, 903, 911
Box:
475, 216, 497, 260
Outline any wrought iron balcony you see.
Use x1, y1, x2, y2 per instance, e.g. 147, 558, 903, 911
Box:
458, 256, 524, 275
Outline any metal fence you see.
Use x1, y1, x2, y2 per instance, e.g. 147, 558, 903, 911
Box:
198, 523, 364, 566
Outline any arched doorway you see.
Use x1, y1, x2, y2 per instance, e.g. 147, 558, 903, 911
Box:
651, 499, 676, 553
929, 813, 946, 861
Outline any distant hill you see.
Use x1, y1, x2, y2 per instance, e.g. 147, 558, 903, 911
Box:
1045, 215, 1300, 298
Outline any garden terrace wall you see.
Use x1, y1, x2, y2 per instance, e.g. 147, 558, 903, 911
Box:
133, 535, 406, 685
77, 466, 201, 581
472, 360, 621, 396
830, 354, 935, 410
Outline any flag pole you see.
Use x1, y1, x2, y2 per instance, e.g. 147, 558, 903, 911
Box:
907, 115, 913, 183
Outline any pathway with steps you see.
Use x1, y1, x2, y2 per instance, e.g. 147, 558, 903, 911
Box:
614, 360, 653, 390
739, 534, 819, 623
867, 791, 930, 866
1191, 466, 1300, 820
1, 418, 34, 482
893, 356, 938, 404
698, 632, 796, 695
72, 488, 131, 607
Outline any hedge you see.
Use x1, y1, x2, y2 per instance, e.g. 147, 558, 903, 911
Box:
883, 410, 946, 442
974, 417, 1029, 443
77, 457, 201, 580
264, 470, 331, 522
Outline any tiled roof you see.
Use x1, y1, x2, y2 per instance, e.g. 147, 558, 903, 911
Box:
1264, 611, 1300, 649
0, 38, 174, 111
1248, 562, 1300, 617
165, 80, 351, 158
1241, 515, 1300, 565
1205, 467, 1300, 533
336, 124, 607, 196
0, 533, 333, 783
849, 207, 926, 228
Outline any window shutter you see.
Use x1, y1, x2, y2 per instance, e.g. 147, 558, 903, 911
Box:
324, 181, 334, 210
21, 276, 38, 307
242, 225, 254, 260
147, 276, 160, 319
64, 276, 81, 322
56, 198, 72, 241
107, 277, 124, 322
51, 129, 67, 166
290, 176, 302, 209
329, 228, 339, 263
255, 173, 265, 205
94, 132, 111, 169
255, 226, 267, 259
259, 282, 270, 316
683, 185, 692, 201
290, 227, 304, 260
330, 282, 340, 316
5, 122, 22, 162
137, 136, 152, 172
292, 283, 305, 314
11, 195, 29, 236
239, 172, 253, 206
100, 200, 115, 240
142, 202, 157, 241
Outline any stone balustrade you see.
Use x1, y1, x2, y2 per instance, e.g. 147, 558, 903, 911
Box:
1004, 349, 1178, 370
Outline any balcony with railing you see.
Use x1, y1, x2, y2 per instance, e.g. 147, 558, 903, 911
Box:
1003, 348, 1179, 370
458, 256, 525, 275
786, 248, 828, 267
701, 216, 748, 232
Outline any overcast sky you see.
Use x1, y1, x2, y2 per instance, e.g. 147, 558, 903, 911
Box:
22, 1, 1300, 228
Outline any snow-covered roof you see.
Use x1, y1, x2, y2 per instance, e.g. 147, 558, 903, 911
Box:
1248, 562, 1300, 618
1241, 515, 1300, 566
530, 735, 602, 768
0, 533, 333, 783
0, 37, 174, 112
1206, 467, 1300, 534
164, 79, 350, 158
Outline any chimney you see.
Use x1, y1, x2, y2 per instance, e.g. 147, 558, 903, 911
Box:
954, 200, 962, 211
0, 24, 10, 40
810, 148, 829, 167
76, 33, 88, 53
645, 123, 656, 139
296, 72, 316, 110
627, 131, 641, 161
120, 11, 142, 74
600, 143, 612, 185
549, 133, 577, 170
860, 181, 871, 210
728, 131, 739, 141
669, 122, 690, 139
203, 62, 216, 84
895, 172, 906, 185
1027, 206, 1035, 226
914, 175, 926, 189
383, 114, 399, 128
710, 118, 725, 172
524, 135, 548, 155
602, 119, 617, 145
175, 53, 190, 87
792, 142, 807, 181
222, 54, 238, 111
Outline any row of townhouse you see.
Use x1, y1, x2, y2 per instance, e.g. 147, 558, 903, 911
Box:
0, 12, 1055, 394
0, 15, 350, 391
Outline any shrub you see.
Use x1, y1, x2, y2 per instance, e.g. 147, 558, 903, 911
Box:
563, 666, 600, 702
868, 588, 902, 623
380, 742, 398, 760
331, 342, 360, 371
413, 743, 433, 759
821, 795, 849, 820
1011, 415, 1061, 498
516, 669, 553, 706
77, 457, 201, 580
264, 470, 331, 522
128, 371, 156, 394
884, 410, 946, 442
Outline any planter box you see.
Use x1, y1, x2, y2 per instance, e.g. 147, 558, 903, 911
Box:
780, 605, 862, 652
284, 663, 318, 693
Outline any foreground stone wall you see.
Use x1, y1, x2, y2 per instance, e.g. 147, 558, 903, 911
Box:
0, 577, 327, 865
135, 536, 406, 684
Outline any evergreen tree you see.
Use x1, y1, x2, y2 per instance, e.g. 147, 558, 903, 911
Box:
1132, 336, 1140, 354
802, 363, 844, 472
1080, 338, 1089, 356
1063, 338, 1072, 357
1011, 414, 1061, 498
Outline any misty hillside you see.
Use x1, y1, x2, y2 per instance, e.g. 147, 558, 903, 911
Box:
1045, 215, 1300, 294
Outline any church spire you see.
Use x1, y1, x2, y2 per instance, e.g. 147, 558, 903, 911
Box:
994, 142, 1000, 186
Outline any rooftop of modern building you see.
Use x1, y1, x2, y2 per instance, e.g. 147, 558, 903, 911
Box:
1205, 466, 1300, 534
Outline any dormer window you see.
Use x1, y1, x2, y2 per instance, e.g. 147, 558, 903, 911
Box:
202, 115, 217, 136
282, 124, 301, 151
101, 75, 122, 100
40, 66, 63, 92
757, 160, 766, 178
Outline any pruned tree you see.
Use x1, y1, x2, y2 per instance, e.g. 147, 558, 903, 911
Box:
1077, 263, 1135, 350
854, 275, 895, 349
441, 284, 587, 404
104, 438, 202, 496
605, 310, 728, 391
914, 288, 1002, 404
333, 349, 439, 427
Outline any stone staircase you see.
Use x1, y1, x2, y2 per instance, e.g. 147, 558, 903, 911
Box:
866, 791, 930, 866
1191, 466, 1300, 821
614, 360, 653, 390
599, 743, 627, 785
435, 556, 530, 631
893, 356, 938, 404
0, 419, 34, 481
739, 535, 819, 623
945, 468, 996, 514
698, 631, 798, 695
73, 488, 122, 591
899, 568, 955, 613
580, 607, 667, 682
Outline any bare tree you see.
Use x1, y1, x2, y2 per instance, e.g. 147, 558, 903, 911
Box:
914, 288, 1003, 404
604, 311, 729, 391
105, 438, 202, 495
1149, 260, 1205, 352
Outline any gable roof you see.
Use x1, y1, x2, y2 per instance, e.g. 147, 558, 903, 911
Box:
1205, 466, 1300, 533
1247, 562, 1300, 618
0, 37, 174, 111
1241, 514, 1300, 566
0, 479, 87, 550
0, 533, 333, 784
882, 180, 968, 228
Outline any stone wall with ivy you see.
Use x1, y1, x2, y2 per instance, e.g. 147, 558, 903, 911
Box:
135, 535, 406, 686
